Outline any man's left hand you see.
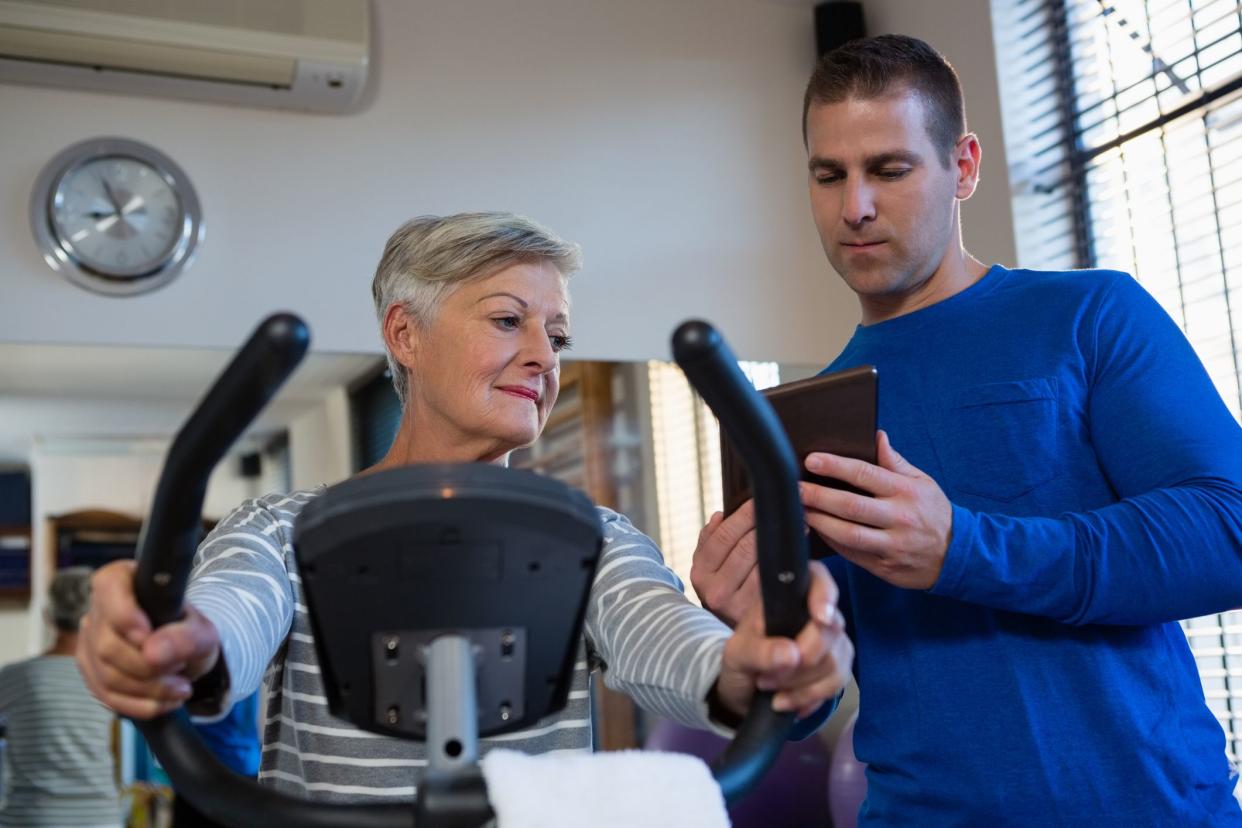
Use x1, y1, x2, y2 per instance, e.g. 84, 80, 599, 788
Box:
801, 430, 952, 590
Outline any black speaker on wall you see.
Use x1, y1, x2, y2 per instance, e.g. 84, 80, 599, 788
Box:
815, 1, 866, 57
239, 452, 263, 478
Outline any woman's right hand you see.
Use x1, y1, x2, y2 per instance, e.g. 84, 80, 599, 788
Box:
76, 559, 221, 719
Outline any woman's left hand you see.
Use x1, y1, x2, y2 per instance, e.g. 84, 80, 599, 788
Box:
712, 560, 853, 720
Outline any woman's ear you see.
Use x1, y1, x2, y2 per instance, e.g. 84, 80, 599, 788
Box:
383, 303, 419, 372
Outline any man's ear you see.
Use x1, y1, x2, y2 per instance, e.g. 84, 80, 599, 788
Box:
383, 303, 419, 374
954, 132, 982, 200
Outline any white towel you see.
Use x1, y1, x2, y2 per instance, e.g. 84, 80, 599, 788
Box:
480, 748, 731, 828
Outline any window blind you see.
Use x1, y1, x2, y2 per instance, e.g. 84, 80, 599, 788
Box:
647, 360, 780, 602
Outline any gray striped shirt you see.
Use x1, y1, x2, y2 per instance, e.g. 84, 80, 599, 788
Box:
0, 656, 121, 827
186, 488, 731, 802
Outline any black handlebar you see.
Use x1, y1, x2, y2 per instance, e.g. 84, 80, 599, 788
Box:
134, 313, 309, 626
672, 320, 811, 804
131, 314, 417, 827
137, 713, 414, 827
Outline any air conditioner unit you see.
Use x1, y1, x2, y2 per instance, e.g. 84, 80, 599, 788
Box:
0, 0, 370, 114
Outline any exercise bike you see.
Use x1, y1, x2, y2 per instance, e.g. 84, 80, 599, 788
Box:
130, 313, 813, 827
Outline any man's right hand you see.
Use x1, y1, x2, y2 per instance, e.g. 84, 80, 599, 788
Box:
76, 559, 221, 720
691, 500, 762, 628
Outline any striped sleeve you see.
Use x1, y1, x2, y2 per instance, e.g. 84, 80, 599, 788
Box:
186, 494, 298, 716
584, 508, 732, 732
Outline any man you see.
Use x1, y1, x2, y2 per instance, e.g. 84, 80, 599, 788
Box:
0, 568, 120, 827
693, 34, 1242, 825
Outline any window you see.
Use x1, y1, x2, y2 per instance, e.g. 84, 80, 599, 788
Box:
994, 0, 1242, 764
647, 361, 781, 601
349, 364, 401, 472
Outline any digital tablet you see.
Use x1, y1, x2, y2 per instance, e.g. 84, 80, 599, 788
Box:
719, 364, 878, 557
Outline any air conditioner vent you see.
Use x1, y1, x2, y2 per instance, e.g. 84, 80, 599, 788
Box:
0, 0, 369, 114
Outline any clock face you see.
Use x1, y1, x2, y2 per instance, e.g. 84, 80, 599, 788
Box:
51, 156, 185, 278
30, 138, 203, 296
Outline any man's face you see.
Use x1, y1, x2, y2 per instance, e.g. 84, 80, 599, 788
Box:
806, 90, 969, 319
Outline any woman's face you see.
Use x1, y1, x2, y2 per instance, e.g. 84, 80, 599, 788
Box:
399, 260, 572, 461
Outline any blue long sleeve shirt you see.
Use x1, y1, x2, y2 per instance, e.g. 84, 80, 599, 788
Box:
822, 265, 1242, 826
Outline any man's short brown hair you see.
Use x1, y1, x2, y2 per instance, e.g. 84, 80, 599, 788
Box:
803, 34, 966, 166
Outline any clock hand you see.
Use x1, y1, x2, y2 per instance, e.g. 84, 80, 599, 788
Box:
100, 177, 123, 214
118, 194, 146, 216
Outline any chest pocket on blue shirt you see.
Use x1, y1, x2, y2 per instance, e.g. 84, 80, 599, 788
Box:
935, 377, 1059, 503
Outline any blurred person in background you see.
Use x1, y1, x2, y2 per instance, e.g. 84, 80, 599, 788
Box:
0, 566, 120, 827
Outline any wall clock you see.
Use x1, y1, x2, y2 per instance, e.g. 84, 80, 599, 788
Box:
30, 137, 203, 296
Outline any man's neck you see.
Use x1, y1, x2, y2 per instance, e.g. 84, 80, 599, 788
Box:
860, 247, 991, 325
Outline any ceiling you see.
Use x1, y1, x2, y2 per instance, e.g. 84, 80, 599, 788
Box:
0, 342, 382, 462
0, 342, 380, 401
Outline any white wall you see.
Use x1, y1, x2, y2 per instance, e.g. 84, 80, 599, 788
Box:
0, 596, 32, 668
0, 396, 200, 461
0, 437, 259, 661
0, 375, 358, 664
860, 0, 1017, 267
288, 387, 354, 489
0, 0, 1014, 362
0, 0, 861, 366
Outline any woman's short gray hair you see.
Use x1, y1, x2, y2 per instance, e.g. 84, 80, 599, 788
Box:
48, 566, 93, 632
371, 212, 582, 405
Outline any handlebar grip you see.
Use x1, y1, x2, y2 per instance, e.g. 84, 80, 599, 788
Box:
134, 312, 308, 627
672, 320, 809, 639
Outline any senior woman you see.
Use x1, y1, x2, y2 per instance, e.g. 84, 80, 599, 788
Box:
76, 212, 851, 802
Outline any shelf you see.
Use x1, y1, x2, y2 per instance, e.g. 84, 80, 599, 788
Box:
49, 510, 141, 533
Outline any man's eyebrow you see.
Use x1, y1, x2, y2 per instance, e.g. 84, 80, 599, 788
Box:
867, 150, 923, 166
809, 150, 924, 170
